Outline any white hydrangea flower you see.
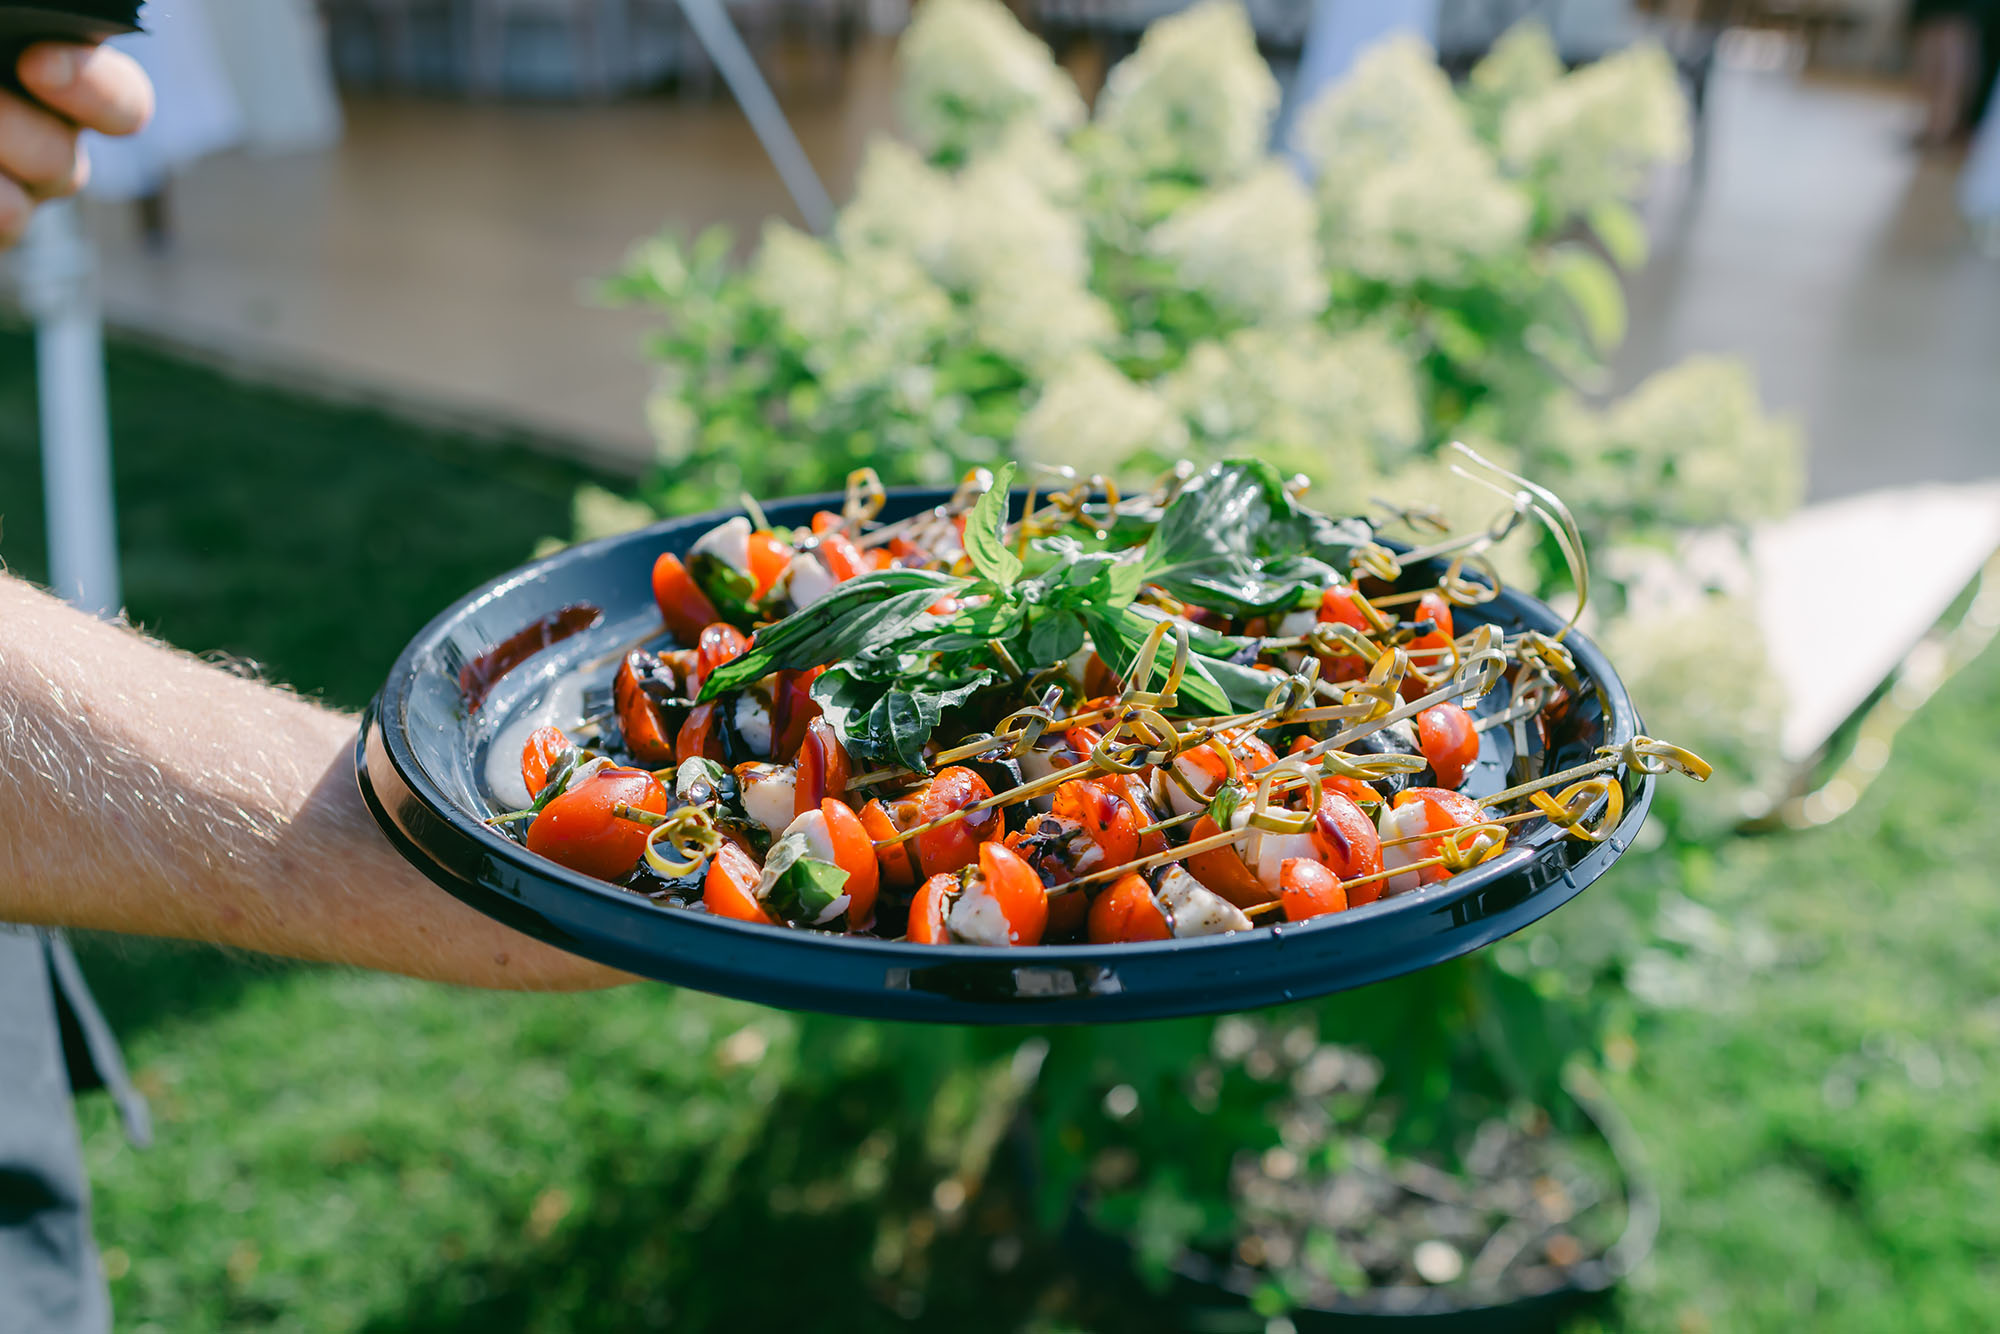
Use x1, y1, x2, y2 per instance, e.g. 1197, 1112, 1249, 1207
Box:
750, 220, 954, 396
1596, 562, 1785, 835
645, 382, 699, 466
1500, 42, 1690, 222
982, 120, 1087, 205
1465, 19, 1563, 129
897, 0, 1084, 162
1017, 354, 1189, 469
1293, 36, 1529, 284
970, 268, 1118, 374
836, 138, 958, 275
1148, 164, 1328, 324
571, 483, 658, 542
1556, 357, 1802, 529
936, 156, 1093, 292
1162, 324, 1420, 485
1094, 0, 1281, 185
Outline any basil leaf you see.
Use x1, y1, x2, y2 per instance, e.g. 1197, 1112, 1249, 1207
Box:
698, 569, 964, 700
1025, 609, 1085, 667
687, 549, 760, 628
1139, 460, 1372, 617
963, 462, 1022, 589
756, 832, 851, 926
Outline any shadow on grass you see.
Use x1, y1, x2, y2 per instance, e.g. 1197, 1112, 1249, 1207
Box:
67, 933, 302, 1041
360, 1066, 1169, 1334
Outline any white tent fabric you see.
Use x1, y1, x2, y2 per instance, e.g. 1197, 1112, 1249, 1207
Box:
81, 0, 243, 200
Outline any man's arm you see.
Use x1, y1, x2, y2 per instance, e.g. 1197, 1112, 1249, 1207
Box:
0, 574, 628, 989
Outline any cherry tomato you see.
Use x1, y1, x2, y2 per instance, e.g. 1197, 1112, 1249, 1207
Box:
704, 841, 774, 924
1416, 701, 1481, 790
1310, 790, 1387, 905
1050, 777, 1141, 873
817, 530, 867, 582
907, 874, 953, 945
521, 725, 571, 798
861, 797, 919, 890
651, 552, 720, 646
810, 510, 841, 536
820, 799, 879, 931
913, 767, 1001, 880
1088, 872, 1171, 943
795, 717, 852, 817
977, 840, 1049, 946
1315, 584, 1374, 683
695, 622, 752, 684
676, 701, 726, 765
1280, 858, 1348, 921
1183, 814, 1268, 910
1402, 591, 1456, 701
744, 530, 794, 601
613, 652, 678, 767
525, 767, 667, 881
1380, 786, 1499, 892
771, 665, 827, 760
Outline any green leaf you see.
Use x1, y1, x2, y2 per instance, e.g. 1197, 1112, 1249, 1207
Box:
1025, 609, 1086, 667
1137, 461, 1368, 618
687, 549, 759, 628
1083, 605, 1274, 716
1549, 245, 1628, 354
810, 668, 993, 773
1588, 198, 1649, 271
963, 462, 1023, 589
698, 569, 964, 700
756, 831, 851, 926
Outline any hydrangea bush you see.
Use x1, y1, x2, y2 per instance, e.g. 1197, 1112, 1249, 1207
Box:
606, 0, 1801, 827
593, 2, 1817, 1293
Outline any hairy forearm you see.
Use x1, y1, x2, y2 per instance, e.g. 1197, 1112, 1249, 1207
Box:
0, 575, 626, 989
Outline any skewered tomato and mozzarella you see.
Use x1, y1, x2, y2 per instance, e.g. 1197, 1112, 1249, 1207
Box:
907, 841, 1048, 947
1378, 787, 1503, 896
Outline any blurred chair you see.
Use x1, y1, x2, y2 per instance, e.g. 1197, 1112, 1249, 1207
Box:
624, 0, 779, 98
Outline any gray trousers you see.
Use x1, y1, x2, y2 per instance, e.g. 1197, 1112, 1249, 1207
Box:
1, 930, 148, 1334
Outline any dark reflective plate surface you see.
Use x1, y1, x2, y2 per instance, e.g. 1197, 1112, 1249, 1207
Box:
357, 489, 1652, 1023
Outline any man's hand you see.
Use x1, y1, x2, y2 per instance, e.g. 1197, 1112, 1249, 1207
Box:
2, 41, 153, 245
0, 575, 631, 991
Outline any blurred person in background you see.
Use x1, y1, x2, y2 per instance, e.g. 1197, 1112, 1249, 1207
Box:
1910, 0, 1999, 147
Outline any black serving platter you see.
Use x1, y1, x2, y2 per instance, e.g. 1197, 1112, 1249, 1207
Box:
357, 488, 1652, 1024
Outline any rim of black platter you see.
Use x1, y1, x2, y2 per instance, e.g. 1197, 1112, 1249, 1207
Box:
357, 488, 1653, 1024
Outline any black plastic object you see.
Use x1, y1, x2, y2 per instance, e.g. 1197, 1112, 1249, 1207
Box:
357, 489, 1653, 1024
0, 4, 141, 100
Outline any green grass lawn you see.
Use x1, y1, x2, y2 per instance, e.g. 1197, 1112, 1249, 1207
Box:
4, 332, 1996, 1331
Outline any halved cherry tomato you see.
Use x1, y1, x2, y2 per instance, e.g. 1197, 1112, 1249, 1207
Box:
1310, 790, 1387, 905
1088, 872, 1171, 943
744, 531, 794, 601
695, 622, 752, 683
1183, 814, 1269, 910
810, 510, 841, 536
1280, 858, 1348, 921
1380, 786, 1499, 892
525, 766, 667, 881
613, 653, 679, 767
820, 799, 878, 930
1050, 777, 1141, 873
521, 725, 571, 798
676, 701, 726, 765
652, 552, 720, 646
771, 665, 827, 760
704, 841, 774, 924
795, 717, 851, 816
861, 797, 919, 890
817, 530, 867, 582
907, 874, 953, 944
1285, 736, 1385, 814
1402, 592, 1456, 701
913, 767, 1001, 880
1315, 584, 1374, 683
977, 841, 1049, 946
1416, 701, 1481, 790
